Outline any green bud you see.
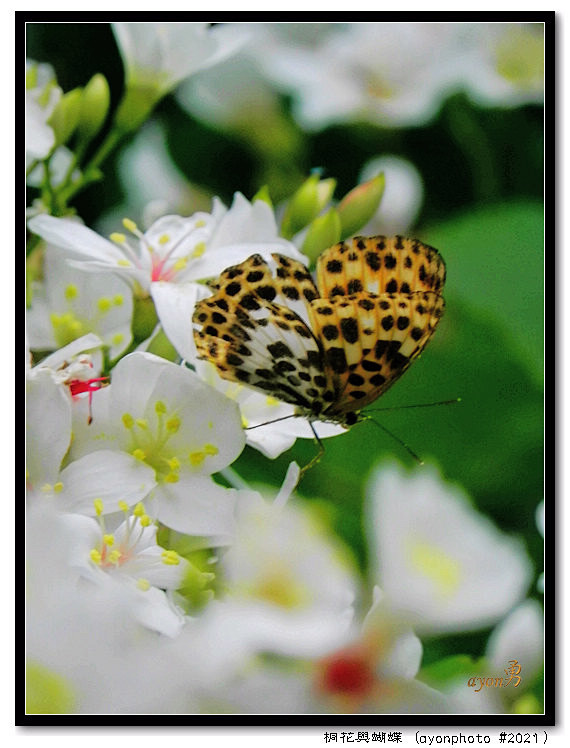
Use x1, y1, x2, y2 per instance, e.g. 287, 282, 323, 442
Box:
77, 74, 110, 144
132, 295, 159, 343
26, 65, 38, 90
114, 82, 162, 133
146, 329, 179, 362
252, 184, 273, 208
281, 174, 337, 239
48, 87, 83, 147
337, 173, 386, 240
302, 208, 342, 266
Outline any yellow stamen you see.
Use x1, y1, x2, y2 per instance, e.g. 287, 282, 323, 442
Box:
121, 413, 134, 429
122, 217, 138, 234
161, 550, 180, 566
64, 284, 78, 300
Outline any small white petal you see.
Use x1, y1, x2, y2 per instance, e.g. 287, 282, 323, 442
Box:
58, 450, 157, 514
26, 370, 72, 487
486, 598, 544, 685
153, 475, 237, 540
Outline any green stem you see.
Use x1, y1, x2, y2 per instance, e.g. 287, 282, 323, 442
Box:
26, 158, 40, 179
56, 127, 123, 206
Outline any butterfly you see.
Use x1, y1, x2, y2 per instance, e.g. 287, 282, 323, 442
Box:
193, 235, 445, 434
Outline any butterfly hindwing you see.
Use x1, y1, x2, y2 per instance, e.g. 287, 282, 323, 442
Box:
316, 235, 446, 299
309, 291, 445, 416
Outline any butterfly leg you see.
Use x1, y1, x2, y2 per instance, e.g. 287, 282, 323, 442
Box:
298, 421, 326, 481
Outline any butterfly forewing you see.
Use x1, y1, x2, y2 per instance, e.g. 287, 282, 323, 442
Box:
316, 235, 446, 298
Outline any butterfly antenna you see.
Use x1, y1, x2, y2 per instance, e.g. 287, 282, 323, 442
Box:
364, 415, 424, 465
298, 422, 326, 481
245, 414, 298, 430
365, 397, 461, 414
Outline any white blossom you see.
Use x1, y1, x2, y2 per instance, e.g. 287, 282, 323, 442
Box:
112, 22, 246, 97
366, 461, 533, 634
67, 351, 245, 540
27, 244, 133, 359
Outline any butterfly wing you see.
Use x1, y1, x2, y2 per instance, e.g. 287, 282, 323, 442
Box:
309, 291, 445, 416
207, 253, 318, 327
193, 255, 334, 417
316, 235, 446, 298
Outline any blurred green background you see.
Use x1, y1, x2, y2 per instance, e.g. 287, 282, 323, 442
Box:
27, 22, 544, 670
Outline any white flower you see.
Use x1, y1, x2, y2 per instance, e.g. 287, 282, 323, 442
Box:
366, 461, 533, 634
62, 506, 189, 637
32, 332, 105, 377
192, 359, 298, 459
457, 23, 544, 108
358, 155, 424, 235
486, 599, 544, 694
26, 505, 183, 713
26, 505, 249, 713
112, 22, 246, 96
176, 23, 340, 129
208, 586, 451, 714
261, 23, 460, 130
27, 244, 133, 359
216, 462, 358, 658
188, 359, 346, 460
67, 351, 245, 539
177, 38, 279, 129
28, 194, 308, 350
26, 349, 157, 511
26, 334, 126, 494
26, 60, 61, 163
26, 367, 72, 490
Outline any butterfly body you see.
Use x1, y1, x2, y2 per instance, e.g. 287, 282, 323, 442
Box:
193, 236, 446, 428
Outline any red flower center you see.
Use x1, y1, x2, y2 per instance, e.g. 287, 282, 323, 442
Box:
319, 650, 375, 697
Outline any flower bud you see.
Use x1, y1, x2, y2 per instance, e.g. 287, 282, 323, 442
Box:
337, 173, 386, 240
114, 82, 163, 133
252, 184, 273, 208
281, 174, 336, 239
302, 208, 342, 265
77, 74, 110, 144
132, 295, 159, 343
146, 329, 178, 362
48, 88, 83, 147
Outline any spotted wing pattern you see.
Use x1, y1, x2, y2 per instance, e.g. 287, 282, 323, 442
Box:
207, 253, 318, 327
308, 291, 445, 415
316, 235, 446, 298
193, 255, 334, 417
193, 236, 446, 426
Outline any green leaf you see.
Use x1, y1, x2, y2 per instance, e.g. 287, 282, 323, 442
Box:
423, 201, 544, 386
419, 654, 487, 688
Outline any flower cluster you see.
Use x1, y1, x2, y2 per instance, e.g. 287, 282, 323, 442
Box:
25, 21, 545, 716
